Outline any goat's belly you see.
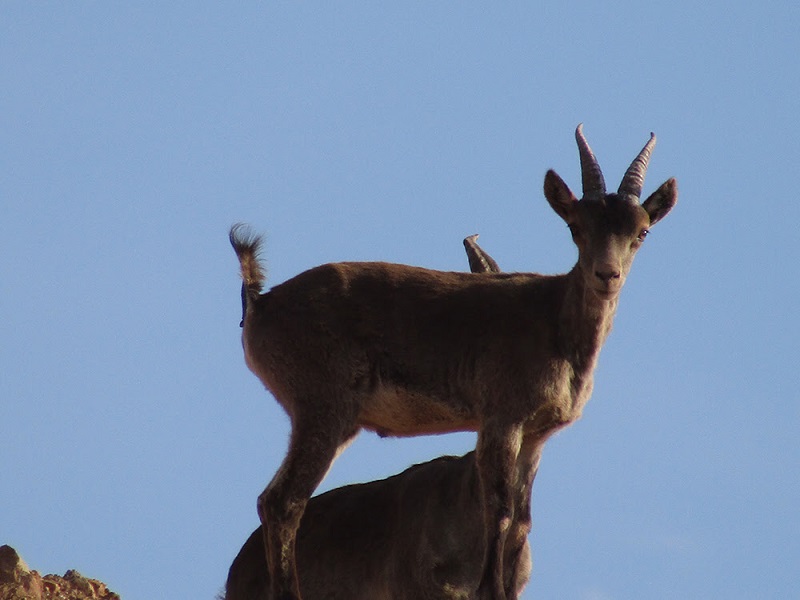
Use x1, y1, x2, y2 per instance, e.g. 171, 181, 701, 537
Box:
358, 388, 478, 437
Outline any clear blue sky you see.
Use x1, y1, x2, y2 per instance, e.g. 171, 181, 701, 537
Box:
2, 3, 798, 599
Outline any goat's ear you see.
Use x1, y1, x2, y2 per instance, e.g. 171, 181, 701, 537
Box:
642, 178, 677, 227
544, 169, 579, 222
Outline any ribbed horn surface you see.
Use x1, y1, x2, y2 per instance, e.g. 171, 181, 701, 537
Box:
575, 124, 606, 199
618, 132, 656, 199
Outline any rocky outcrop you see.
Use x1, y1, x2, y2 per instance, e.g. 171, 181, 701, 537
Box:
0, 545, 119, 600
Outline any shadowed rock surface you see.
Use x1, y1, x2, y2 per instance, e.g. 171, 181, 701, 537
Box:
225, 453, 532, 600
0, 545, 119, 600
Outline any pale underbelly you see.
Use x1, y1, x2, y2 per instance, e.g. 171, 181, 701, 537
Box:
357, 387, 478, 437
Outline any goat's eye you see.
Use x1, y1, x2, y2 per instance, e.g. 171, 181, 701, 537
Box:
637, 229, 649, 242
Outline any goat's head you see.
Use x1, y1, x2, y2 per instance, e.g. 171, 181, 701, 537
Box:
544, 124, 677, 300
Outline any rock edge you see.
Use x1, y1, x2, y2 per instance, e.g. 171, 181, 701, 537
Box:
0, 545, 120, 600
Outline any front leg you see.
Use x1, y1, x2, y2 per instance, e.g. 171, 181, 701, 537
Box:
504, 438, 543, 599
475, 420, 524, 600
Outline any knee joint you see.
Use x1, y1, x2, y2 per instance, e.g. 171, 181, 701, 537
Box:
258, 488, 306, 528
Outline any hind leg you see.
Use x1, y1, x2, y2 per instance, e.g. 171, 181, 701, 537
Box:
259, 413, 358, 600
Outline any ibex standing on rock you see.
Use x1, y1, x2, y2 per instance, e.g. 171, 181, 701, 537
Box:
230, 125, 677, 600
226, 239, 532, 600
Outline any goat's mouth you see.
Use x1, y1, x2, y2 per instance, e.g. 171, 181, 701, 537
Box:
590, 285, 621, 301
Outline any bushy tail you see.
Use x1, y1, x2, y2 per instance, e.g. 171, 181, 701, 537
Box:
229, 224, 266, 327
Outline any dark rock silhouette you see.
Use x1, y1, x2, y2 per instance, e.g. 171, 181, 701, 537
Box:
225, 453, 532, 600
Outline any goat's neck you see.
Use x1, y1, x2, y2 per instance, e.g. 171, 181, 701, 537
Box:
558, 265, 618, 392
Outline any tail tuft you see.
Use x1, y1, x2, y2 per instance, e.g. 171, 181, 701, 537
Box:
229, 224, 266, 291
229, 224, 266, 326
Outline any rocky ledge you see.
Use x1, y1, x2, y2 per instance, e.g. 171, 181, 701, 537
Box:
0, 545, 119, 600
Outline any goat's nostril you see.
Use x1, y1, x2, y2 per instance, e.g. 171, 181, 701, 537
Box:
595, 270, 620, 282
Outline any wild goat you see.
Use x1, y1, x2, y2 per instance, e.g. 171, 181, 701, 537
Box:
225, 452, 532, 600
226, 238, 528, 600
230, 125, 677, 600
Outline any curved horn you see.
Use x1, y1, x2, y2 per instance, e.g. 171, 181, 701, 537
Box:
618, 132, 656, 199
464, 234, 501, 274
575, 123, 606, 199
